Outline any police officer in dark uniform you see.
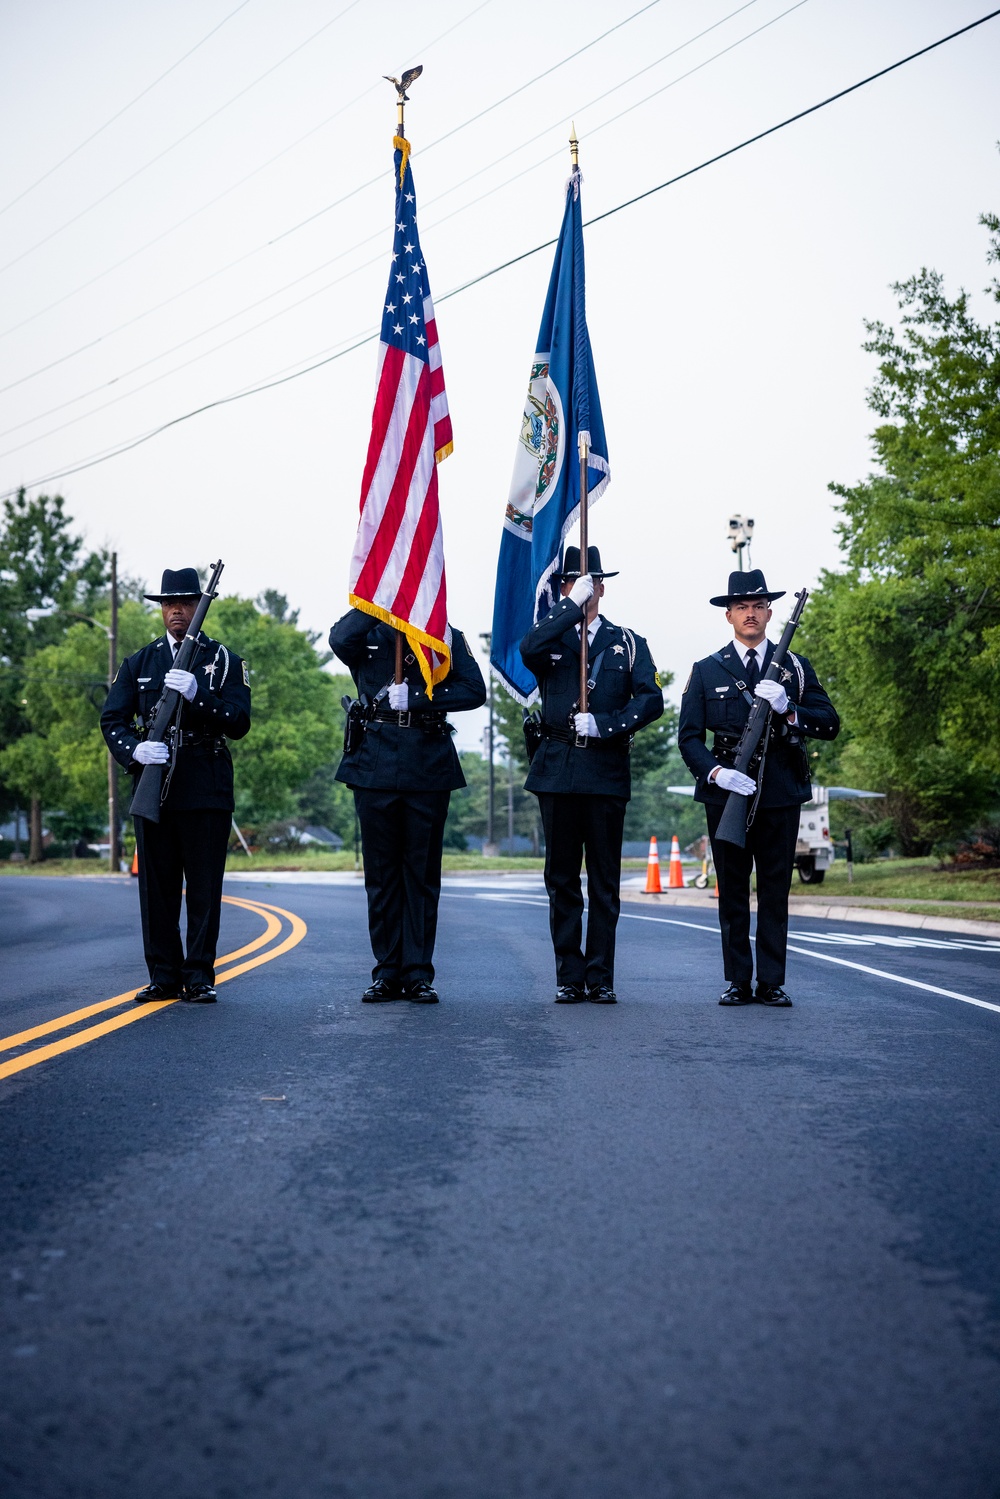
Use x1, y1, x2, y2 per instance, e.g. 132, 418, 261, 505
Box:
101, 567, 251, 1004
520, 546, 664, 1005
329, 610, 486, 1004
678, 569, 839, 1007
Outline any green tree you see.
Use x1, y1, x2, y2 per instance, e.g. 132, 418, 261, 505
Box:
208, 596, 341, 824
797, 213, 1000, 852
0, 490, 108, 857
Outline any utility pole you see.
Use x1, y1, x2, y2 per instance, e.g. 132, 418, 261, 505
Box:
107, 551, 119, 873
479, 631, 495, 852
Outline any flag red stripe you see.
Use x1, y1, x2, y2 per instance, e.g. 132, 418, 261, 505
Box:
357, 345, 405, 507
354, 366, 431, 599
392, 467, 441, 618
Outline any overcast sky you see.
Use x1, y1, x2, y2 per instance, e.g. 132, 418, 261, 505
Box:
2, 0, 998, 750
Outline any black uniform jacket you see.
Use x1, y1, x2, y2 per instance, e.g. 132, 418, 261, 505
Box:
329, 610, 486, 792
519, 596, 663, 800
678, 640, 839, 808
101, 633, 252, 812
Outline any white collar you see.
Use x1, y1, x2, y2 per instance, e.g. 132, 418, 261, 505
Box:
576, 614, 602, 644
733, 637, 767, 667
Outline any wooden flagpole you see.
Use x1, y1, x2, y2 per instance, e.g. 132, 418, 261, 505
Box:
570, 123, 591, 721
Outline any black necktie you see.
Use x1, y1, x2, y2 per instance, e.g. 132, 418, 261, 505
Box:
743, 652, 759, 690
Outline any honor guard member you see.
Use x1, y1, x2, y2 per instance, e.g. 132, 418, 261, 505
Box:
678, 569, 839, 1008
520, 546, 664, 1004
329, 610, 486, 1004
101, 567, 251, 1004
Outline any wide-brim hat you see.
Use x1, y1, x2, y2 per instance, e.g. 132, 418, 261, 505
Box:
710, 568, 785, 607
556, 545, 619, 581
144, 567, 202, 602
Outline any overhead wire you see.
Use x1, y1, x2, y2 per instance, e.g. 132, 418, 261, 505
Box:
0, 0, 366, 277
0, 0, 495, 351
0, 0, 255, 219
1, 0, 763, 423
3, 3, 998, 498
0, 0, 663, 326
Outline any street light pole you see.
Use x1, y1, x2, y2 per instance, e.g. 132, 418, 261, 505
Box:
479, 631, 495, 850
107, 552, 119, 873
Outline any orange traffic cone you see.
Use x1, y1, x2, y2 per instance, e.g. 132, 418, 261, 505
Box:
131, 847, 139, 877
712, 867, 720, 899
667, 834, 685, 889
644, 836, 662, 894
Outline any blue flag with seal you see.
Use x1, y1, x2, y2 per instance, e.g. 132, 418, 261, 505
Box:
489, 167, 610, 705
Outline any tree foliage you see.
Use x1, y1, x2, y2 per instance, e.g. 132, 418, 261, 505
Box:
0, 489, 108, 827
797, 213, 1000, 852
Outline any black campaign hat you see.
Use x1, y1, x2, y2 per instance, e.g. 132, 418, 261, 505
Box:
144, 567, 202, 602
709, 568, 785, 607
556, 545, 619, 581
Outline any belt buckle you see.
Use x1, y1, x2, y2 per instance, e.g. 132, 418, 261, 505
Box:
574, 731, 588, 749
397, 710, 411, 728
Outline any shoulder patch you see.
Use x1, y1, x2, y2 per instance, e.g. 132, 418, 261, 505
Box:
242, 659, 250, 687
682, 669, 693, 694
654, 670, 663, 690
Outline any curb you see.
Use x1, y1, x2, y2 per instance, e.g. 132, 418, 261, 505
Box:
619, 890, 1000, 939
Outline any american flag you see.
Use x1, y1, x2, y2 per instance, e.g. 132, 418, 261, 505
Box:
348, 135, 453, 692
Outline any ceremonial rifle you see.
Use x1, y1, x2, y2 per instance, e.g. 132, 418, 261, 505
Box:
130, 560, 225, 823
713, 587, 808, 848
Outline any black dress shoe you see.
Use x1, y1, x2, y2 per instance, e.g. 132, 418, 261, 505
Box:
554, 985, 586, 1003
183, 984, 217, 1004
362, 979, 403, 1002
587, 986, 618, 1004
756, 983, 793, 1007
405, 982, 439, 1004
134, 983, 181, 1003
718, 982, 754, 1006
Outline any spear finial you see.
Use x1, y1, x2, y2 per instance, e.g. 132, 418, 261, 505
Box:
569, 120, 579, 171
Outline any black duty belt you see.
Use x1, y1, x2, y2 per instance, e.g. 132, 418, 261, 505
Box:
541, 724, 628, 752
373, 708, 450, 735
174, 731, 226, 749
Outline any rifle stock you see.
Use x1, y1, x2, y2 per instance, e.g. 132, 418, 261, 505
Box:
131, 560, 225, 823
714, 588, 808, 849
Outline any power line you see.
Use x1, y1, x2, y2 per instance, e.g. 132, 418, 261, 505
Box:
4, 5, 998, 500
0, 0, 495, 373
0, 0, 254, 220
0, 0, 663, 322
0, 0, 365, 277
0, 0, 762, 416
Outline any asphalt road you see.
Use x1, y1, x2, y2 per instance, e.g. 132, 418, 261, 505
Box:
1, 874, 998, 1499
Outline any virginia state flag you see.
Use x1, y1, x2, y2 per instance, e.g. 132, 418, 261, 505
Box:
489, 167, 609, 705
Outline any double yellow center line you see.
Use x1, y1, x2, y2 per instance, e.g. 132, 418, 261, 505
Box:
0, 894, 307, 1082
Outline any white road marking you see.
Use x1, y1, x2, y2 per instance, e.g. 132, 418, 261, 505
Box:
616, 913, 1000, 1016
448, 894, 1000, 1016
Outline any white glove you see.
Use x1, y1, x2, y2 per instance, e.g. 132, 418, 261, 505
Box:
573, 712, 598, 738
133, 740, 169, 766
568, 574, 594, 607
754, 679, 789, 714
713, 766, 756, 796
388, 682, 409, 712
164, 667, 197, 702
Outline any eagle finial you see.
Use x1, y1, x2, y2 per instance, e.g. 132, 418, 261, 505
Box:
383, 65, 423, 103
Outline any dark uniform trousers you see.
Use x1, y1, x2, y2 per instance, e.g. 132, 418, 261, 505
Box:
101, 630, 252, 993
354, 788, 450, 986
539, 792, 626, 989
519, 595, 664, 992
328, 610, 487, 991
679, 637, 839, 992
706, 802, 800, 987
134, 809, 233, 988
